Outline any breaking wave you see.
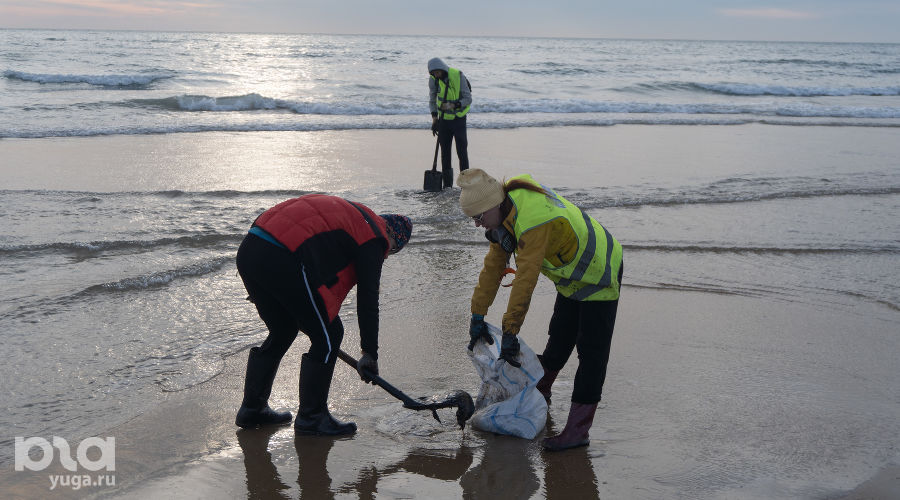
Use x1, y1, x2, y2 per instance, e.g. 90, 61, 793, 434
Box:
3, 69, 173, 87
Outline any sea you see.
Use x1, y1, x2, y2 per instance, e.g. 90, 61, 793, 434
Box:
3, 31, 900, 137
1, 29, 899, 499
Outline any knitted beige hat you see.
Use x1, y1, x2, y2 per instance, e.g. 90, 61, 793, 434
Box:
458, 168, 505, 216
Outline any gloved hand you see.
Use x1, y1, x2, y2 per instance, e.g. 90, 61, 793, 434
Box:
499, 333, 521, 367
468, 314, 493, 350
440, 101, 458, 111
357, 352, 379, 384
431, 118, 439, 136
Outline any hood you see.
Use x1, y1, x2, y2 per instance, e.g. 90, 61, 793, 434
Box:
427, 57, 449, 73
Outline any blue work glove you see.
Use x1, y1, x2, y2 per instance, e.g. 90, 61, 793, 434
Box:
499, 333, 521, 368
468, 314, 493, 351
357, 352, 379, 384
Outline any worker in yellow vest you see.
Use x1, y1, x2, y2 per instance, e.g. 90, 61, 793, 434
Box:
428, 57, 472, 188
458, 168, 624, 451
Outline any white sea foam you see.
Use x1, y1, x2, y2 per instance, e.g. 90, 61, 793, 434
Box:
4, 114, 898, 138
693, 82, 900, 97
3, 69, 172, 86
175, 93, 278, 111
127, 94, 900, 118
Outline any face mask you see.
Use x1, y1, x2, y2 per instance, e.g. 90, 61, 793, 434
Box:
485, 227, 516, 253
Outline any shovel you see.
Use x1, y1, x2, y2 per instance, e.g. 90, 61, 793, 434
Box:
336, 349, 475, 429
423, 80, 451, 192
423, 135, 443, 192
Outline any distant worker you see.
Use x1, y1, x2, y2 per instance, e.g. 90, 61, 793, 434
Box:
234, 194, 412, 436
458, 169, 624, 451
428, 57, 472, 189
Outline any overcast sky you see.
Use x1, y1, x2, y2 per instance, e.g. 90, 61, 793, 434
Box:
1, 0, 899, 43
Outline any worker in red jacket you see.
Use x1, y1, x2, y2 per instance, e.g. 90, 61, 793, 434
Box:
234, 194, 413, 435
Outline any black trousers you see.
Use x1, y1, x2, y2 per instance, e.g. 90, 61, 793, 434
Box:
438, 115, 469, 173
541, 266, 623, 404
236, 234, 344, 367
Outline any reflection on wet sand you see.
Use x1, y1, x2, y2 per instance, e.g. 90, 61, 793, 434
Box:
237, 424, 601, 498
541, 414, 601, 499
295, 435, 338, 500
342, 446, 475, 498
236, 427, 290, 499
543, 446, 600, 499
461, 435, 540, 498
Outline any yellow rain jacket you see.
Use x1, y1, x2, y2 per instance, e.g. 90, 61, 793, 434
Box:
471, 175, 622, 335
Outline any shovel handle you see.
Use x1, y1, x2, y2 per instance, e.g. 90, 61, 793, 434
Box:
432, 135, 440, 171
335, 349, 423, 409
430, 82, 449, 172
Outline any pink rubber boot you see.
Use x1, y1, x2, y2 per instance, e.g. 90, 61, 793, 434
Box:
542, 402, 597, 451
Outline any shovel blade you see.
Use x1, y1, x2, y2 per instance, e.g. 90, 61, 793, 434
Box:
423, 169, 443, 192
408, 390, 475, 430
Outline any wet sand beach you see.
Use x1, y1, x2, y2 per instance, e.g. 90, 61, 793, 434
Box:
5, 286, 897, 499
2, 125, 899, 499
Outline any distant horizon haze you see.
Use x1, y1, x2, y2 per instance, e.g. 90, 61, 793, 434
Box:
1, 0, 899, 43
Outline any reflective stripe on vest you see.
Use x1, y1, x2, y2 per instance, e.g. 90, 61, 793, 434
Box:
557, 211, 616, 300
508, 174, 621, 301
434, 67, 470, 120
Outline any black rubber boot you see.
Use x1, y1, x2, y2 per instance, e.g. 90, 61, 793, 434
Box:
235, 347, 293, 428
294, 353, 356, 436
442, 167, 454, 189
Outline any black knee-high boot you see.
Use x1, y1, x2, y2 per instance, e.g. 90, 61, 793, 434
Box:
235, 347, 293, 428
294, 353, 356, 436
442, 167, 454, 189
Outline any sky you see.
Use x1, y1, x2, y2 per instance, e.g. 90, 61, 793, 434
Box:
1, 0, 899, 43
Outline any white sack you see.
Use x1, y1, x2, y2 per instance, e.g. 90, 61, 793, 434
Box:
467, 323, 548, 439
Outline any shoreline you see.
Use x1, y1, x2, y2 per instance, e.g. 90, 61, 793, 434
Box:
4, 124, 900, 193
835, 466, 900, 500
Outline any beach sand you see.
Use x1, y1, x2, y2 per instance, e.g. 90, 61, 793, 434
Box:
4, 287, 897, 499
2, 126, 898, 499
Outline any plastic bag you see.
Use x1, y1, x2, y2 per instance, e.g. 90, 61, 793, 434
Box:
467, 323, 548, 439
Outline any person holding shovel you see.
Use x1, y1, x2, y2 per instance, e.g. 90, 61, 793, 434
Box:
458, 169, 624, 451
428, 57, 472, 188
234, 194, 412, 436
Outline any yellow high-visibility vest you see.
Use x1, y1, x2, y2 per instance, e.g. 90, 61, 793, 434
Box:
434, 67, 470, 120
508, 174, 623, 301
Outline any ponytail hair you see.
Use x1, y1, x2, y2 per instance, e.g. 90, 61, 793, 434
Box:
503, 178, 546, 196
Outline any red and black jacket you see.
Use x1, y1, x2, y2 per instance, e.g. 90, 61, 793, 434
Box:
253, 194, 389, 357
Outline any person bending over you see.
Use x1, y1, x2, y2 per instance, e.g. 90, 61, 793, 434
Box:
234, 194, 412, 435
458, 169, 623, 451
